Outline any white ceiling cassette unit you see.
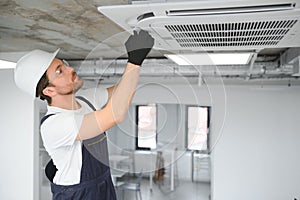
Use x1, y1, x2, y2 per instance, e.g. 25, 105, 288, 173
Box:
98, 0, 300, 51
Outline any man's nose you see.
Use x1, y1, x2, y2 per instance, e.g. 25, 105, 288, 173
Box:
66, 65, 74, 73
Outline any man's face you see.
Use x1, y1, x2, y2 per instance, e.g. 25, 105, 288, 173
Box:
46, 58, 83, 95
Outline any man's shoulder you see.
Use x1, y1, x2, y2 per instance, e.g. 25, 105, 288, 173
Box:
41, 112, 73, 126
76, 87, 108, 110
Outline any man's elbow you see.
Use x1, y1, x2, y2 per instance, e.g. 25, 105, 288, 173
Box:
114, 112, 126, 124
100, 104, 128, 126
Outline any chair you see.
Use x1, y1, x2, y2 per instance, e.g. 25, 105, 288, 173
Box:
117, 149, 135, 174
119, 171, 143, 200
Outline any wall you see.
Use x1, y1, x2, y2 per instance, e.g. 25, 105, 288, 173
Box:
211, 86, 300, 200
1, 67, 299, 200
0, 69, 37, 200
106, 82, 222, 181
107, 82, 300, 199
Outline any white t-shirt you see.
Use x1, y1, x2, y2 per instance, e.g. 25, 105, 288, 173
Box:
41, 87, 108, 185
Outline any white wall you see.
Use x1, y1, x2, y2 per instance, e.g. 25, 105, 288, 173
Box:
211, 86, 300, 200
109, 82, 300, 199
107, 83, 220, 181
0, 69, 37, 200
1, 67, 299, 200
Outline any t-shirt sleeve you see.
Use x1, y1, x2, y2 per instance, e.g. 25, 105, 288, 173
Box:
76, 87, 108, 110
41, 113, 83, 150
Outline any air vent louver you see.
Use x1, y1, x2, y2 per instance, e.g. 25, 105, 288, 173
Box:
166, 3, 295, 16
165, 20, 298, 48
98, 1, 300, 50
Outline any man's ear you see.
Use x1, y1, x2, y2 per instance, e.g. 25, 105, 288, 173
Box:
42, 87, 56, 97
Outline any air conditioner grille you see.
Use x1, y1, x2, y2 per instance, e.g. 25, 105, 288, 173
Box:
165, 20, 298, 48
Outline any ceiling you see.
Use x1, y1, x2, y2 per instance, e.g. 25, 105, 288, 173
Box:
0, 0, 131, 59
1, 0, 300, 83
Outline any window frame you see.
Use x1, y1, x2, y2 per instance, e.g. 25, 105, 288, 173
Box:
185, 105, 211, 154
135, 104, 158, 151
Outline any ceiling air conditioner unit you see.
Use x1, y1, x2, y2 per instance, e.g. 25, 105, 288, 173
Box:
98, 0, 300, 51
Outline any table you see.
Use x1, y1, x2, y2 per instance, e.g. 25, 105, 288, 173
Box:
109, 155, 130, 169
111, 169, 127, 186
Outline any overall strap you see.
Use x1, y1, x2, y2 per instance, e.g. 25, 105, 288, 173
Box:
40, 113, 56, 126
40, 96, 96, 126
76, 96, 96, 111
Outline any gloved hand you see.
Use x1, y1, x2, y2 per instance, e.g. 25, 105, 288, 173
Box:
125, 29, 154, 66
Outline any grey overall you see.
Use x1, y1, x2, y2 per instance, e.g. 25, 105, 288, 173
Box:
41, 96, 116, 200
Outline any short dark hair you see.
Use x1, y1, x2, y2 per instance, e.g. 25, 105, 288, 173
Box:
36, 71, 52, 104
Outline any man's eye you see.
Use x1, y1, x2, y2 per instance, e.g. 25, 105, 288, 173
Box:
55, 69, 62, 75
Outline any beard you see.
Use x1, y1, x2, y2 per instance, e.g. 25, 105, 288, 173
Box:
72, 73, 84, 93
73, 79, 83, 93
56, 73, 83, 95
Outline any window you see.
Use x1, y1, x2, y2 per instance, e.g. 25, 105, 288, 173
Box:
187, 106, 210, 152
136, 105, 157, 150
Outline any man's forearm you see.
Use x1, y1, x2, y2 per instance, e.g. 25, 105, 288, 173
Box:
77, 30, 153, 140
107, 62, 140, 121
77, 63, 140, 141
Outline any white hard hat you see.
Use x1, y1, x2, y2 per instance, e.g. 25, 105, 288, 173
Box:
14, 49, 60, 98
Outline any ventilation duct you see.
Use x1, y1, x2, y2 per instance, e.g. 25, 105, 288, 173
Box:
98, 0, 300, 51
292, 56, 300, 76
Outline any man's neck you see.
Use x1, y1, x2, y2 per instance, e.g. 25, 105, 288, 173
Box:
49, 94, 81, 110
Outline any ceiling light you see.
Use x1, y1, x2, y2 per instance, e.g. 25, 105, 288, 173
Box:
0, 59, 16, 69
165, 53, 253, 65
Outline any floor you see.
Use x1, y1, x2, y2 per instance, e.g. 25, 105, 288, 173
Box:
116, 178, 211, 200
40, 178, 211, 200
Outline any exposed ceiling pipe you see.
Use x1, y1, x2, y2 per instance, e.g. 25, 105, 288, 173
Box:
68, 58, 294, 80
245, 50, 259, 80
280, 47, 300, 68
292, 56, 300, 76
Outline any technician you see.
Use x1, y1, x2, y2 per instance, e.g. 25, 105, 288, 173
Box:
14, 30, 154, 199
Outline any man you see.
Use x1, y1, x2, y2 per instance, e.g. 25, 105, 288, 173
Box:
14, 30, 154, 199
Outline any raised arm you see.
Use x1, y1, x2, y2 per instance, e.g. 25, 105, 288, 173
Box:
77, 30, 154, 141
106, 85, 117, 100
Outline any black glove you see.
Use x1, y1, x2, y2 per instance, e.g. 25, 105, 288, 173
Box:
125, 29, 154, 66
